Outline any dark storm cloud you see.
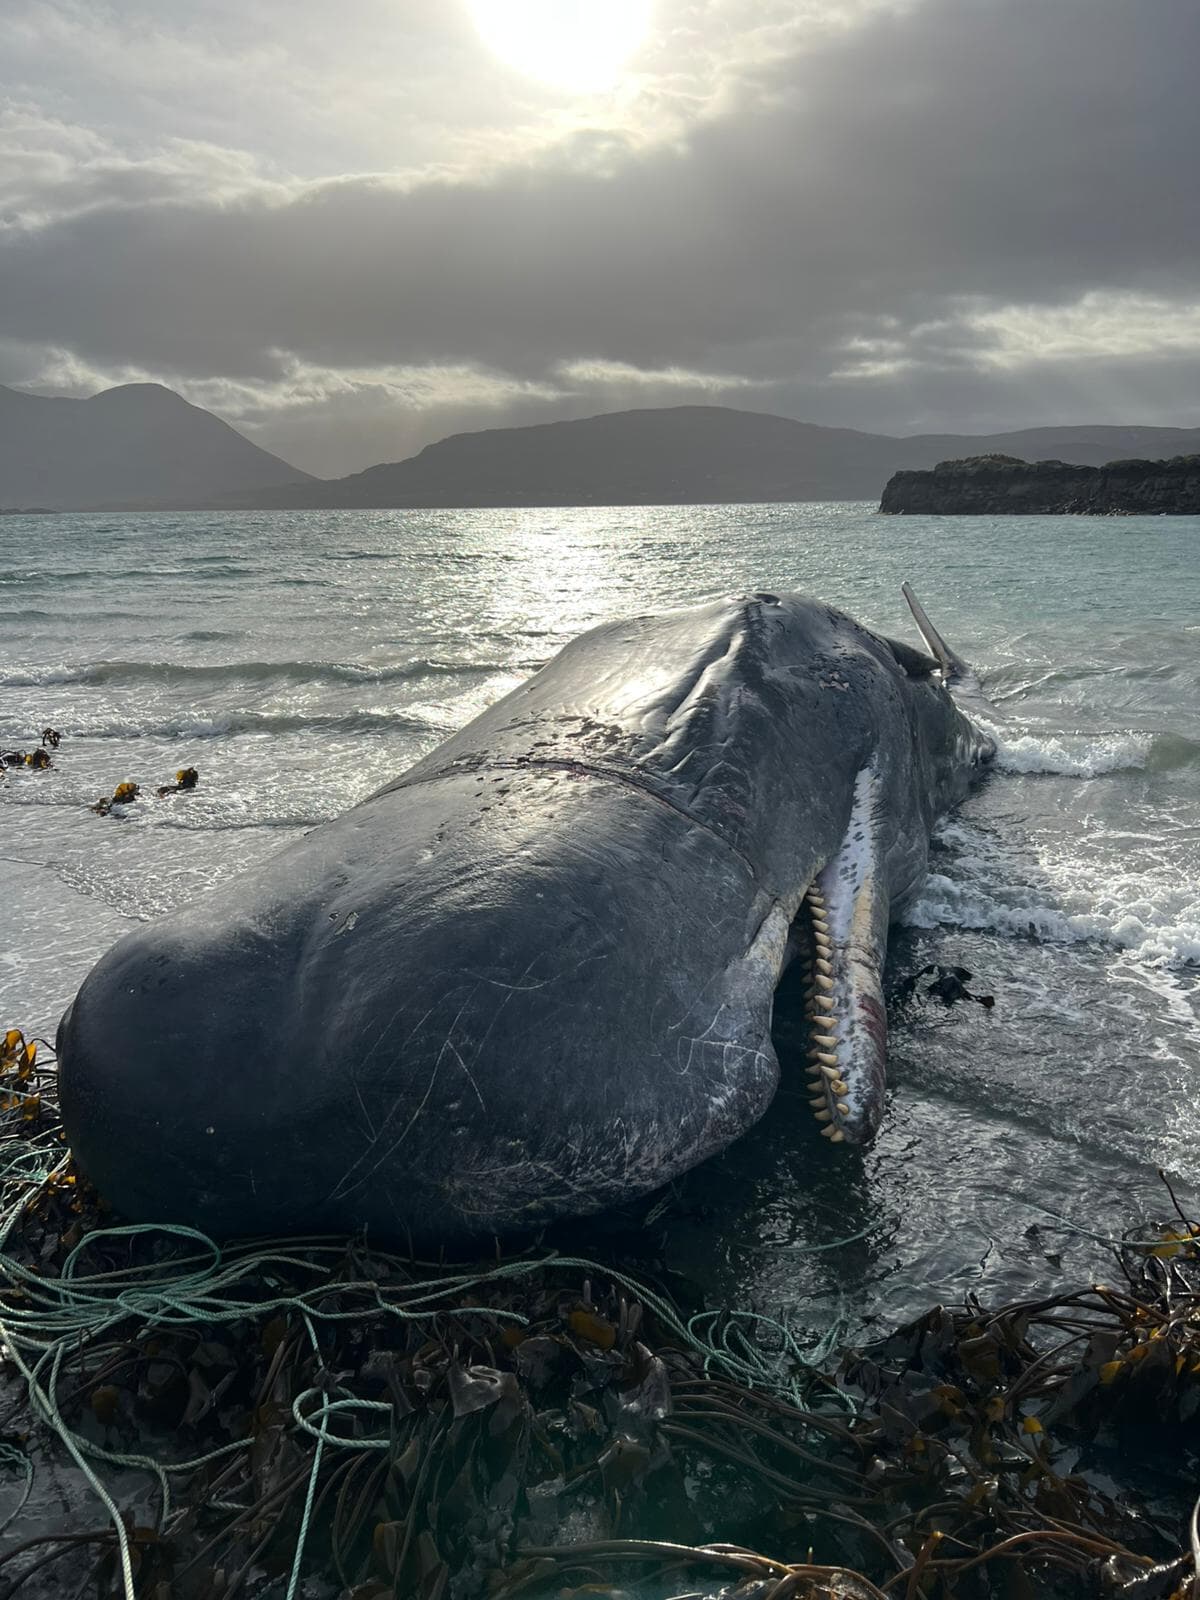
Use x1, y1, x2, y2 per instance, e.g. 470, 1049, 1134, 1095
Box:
3, 0, 1198, 472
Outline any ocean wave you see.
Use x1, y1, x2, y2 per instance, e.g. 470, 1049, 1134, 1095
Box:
62, 708, 440, 740
904, 820, 1200, 970
987, 727, 1199, 776
990, 730, 1150, 776
904, 874, 1200, 969
0, 566, 218, 585
1145, 733, 1200, 772
0, 656, 527, 690
905, 874, 1114, 944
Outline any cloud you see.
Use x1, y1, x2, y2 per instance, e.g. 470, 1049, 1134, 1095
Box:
2, 0, 1197, 472
954, 294, 1200, 370
832, 292, 1200, 382
555, 357, 763, 389
0, 107, 289, 231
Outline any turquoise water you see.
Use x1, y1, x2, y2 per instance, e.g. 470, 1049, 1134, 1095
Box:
2, 505, 1198, 1333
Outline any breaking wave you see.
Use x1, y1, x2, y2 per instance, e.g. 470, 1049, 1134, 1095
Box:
904, 820, 1200, 969
905, 874, 1200, 968
61, 708, 442, 741
0, 656, 526, 690
987, 728, 1199, 776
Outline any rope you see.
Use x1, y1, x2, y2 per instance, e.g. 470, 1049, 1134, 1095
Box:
0, 1444, 34, 1541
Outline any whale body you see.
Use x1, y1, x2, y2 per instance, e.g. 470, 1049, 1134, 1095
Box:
57, 591, 995, 1244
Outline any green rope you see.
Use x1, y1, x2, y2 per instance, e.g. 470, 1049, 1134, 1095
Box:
0, 1442, 34, 1541
283, 1311, 324, 1600
1022, 1199, 1181, 1252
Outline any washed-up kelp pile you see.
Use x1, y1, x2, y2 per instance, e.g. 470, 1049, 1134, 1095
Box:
1, 1029, 1199, 1600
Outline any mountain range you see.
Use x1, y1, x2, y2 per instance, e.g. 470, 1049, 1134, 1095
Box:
0, 382, 312, 510
3, 384, 1199, 511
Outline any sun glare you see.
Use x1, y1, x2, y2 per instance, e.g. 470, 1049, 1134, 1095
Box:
466, 0, 652, 93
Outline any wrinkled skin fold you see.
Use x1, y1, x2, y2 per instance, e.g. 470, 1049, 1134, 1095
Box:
57, 593, 995, 1244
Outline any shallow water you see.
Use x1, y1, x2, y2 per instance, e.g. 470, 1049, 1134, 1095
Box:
2, 504, 1198, 1336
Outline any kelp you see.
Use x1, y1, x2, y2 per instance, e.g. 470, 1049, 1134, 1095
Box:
0, 726, 200, 809
0, 730, 60, 773
0, 1028, 1197, 1600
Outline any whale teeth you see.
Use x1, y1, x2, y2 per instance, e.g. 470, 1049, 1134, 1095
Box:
812, 1034, 837, 1048
819, 1064, 840, 1081
814, 958, 833, 976
814, 1108, 832, 1122
815, 995, 835, 1012
812, 917, 829, 933
814, 976, 833, 993
832, 1078, 849, 1095
812, 1050, 839, 1067
809, 1094, 828, 1109
820, 1123, 842, 1139
836, 1100, 850, 1115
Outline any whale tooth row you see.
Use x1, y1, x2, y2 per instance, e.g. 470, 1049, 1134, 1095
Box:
801, 882, 848, 1145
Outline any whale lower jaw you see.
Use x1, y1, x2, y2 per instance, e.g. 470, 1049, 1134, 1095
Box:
792, 763, 890, 1147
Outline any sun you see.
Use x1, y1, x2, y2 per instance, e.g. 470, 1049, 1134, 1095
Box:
466, 0, 652, 94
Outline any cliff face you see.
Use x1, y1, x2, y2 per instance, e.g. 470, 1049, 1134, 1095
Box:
880, 454, 1200, 514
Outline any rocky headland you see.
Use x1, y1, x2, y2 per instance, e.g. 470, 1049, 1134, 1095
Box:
880, 453, 1200, 514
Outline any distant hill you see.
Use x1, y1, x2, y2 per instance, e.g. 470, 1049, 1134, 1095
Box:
0, 383, 313, 510
5, 392, 1199, 511
221, 406, 1200, 510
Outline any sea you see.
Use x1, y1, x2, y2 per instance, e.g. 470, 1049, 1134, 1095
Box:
2, 504, 1198, 1343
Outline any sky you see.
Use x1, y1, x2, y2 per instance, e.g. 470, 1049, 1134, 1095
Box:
1, 0, 1198, 478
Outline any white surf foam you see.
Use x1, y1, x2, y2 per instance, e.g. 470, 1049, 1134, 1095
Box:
903, 818, 1200, 971
987, 728, 1152, 777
